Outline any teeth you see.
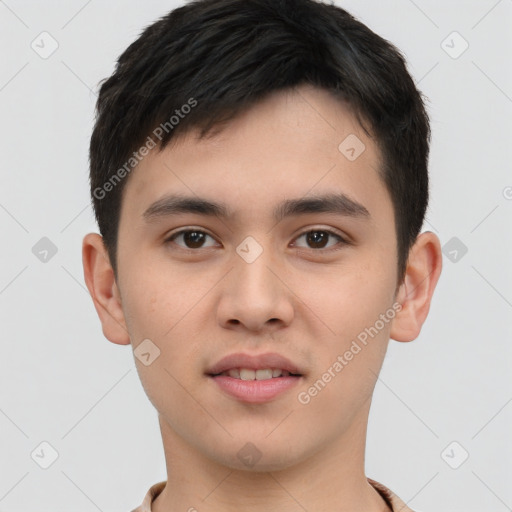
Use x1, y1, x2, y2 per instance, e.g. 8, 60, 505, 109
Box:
256, 369, 273, 380
220, 368, 293, 380
240, 369, 256, 381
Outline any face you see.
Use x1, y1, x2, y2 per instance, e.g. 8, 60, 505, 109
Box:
114, 85, 401, 470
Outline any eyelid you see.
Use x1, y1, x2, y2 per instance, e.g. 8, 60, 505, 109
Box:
165, 226, 216, 238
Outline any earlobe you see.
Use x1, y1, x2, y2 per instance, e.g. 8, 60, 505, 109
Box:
390, 231, 443, 342
82, 233, 131, 345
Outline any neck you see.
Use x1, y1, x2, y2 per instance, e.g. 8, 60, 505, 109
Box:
152, 403, 391, 512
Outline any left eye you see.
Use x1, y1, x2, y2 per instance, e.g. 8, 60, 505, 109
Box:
292, 229, 345, 250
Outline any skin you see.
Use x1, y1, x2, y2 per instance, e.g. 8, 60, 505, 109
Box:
83, 84, 442, 512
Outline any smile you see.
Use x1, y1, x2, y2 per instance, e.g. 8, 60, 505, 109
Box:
214, 368, 298, 380
206, 352, 305, 403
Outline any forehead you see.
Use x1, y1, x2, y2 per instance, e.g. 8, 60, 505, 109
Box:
120, 85, 389, 226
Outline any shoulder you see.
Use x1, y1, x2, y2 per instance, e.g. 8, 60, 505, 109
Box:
130, 480, 166, 512
368, 478, 415, 512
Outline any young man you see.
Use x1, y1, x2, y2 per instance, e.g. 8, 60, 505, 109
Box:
82, 0, 442, 510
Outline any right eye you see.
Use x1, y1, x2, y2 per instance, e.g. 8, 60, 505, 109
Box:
165, 229, 220, 250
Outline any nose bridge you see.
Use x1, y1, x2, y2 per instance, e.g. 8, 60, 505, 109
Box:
233, 237, 280, 305
217, 235, 293, 330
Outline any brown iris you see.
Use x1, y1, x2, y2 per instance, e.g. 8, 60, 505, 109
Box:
305, 231, 329, 249
183, 231, 206, 248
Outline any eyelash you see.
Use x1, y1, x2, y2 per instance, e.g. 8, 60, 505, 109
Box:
164, 227, 350, 254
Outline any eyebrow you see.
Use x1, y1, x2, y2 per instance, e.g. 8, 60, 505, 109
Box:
142, 193, 370, 223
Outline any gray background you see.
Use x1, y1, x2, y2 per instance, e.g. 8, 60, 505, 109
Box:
0, 1, 511, 510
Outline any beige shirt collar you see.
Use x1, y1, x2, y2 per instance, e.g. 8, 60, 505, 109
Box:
131, 478, 415, 512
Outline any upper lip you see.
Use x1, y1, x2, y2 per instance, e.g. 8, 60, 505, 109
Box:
206, 352, 303, 376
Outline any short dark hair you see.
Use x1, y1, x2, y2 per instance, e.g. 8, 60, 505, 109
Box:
89, 0, 431, 283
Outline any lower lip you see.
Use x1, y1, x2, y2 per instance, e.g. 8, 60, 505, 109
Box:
209, 375, 301, 403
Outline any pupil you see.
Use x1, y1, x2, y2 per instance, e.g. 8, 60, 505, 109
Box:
307, 231, 327, 248
184, 231, 204, 248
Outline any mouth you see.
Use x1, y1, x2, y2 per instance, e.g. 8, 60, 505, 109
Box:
206, 352, 304, 403
210, 367, 302, 379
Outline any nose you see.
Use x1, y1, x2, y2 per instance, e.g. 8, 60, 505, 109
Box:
216, 248, 294, 333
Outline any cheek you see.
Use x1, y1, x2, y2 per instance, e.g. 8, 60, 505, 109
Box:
297, 252, 396, 406
122, 272, 209, 420
303, 255, 397, 338
119, 262, 211, 380
120, 263, 198, 341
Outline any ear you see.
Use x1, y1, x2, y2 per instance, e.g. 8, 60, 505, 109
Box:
390, 231, 443, 342
82, 233, 131, 345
